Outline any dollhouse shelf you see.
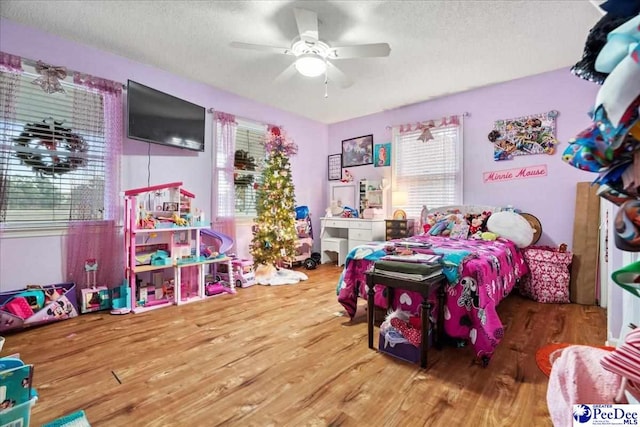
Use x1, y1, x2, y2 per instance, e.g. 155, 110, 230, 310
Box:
124, 182, 234, 314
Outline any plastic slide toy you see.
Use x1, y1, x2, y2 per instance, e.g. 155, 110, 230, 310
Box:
200, 229, 234, 255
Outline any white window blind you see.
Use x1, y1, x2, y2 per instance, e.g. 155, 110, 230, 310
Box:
215, 118, 265, 218
392, 124, 463, 218
0, 68, 109, 227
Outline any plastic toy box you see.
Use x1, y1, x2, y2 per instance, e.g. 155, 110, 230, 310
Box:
0, 355, 37, 427
0, 283, 79, 332
0, 395, 37, 426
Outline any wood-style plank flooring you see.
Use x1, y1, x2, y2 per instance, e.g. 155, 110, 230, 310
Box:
3, 264, 606, 426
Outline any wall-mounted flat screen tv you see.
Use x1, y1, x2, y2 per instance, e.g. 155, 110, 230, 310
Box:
127, 80, 205, 152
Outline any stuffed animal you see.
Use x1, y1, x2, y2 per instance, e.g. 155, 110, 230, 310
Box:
481, 231, 498, 241
486, 211, 534, 248
469, 216, 484, 235
341, 169, 354, 183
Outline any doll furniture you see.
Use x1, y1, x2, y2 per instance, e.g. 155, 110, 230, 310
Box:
215, 259, 256, 288
124, 182, 235, 314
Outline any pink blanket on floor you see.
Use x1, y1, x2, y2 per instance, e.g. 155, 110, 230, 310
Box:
547, 345, 622, 427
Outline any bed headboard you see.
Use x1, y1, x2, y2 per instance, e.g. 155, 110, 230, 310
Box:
424, 204, 540, 247
426, 205, 503, 215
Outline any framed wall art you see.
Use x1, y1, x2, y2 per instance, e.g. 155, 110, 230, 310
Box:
328, 153, 342, 181
374, 142, 391, 167
342, 134, 373, 168
488, 110, 559, 161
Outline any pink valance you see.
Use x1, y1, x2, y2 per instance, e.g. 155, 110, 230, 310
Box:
214, 111, 237, 125
0, 51, 23, 73
397, 114, 462, 134
73, 72, 122, 94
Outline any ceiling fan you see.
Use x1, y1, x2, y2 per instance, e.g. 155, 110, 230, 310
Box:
230, 8, 391, 92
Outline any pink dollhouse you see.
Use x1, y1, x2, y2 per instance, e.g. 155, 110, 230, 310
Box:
123, 182, 235, 313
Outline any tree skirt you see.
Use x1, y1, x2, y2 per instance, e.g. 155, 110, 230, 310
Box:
255, 264, 308, 286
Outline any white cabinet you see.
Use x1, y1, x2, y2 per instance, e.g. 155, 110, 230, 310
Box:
124, 182, 234, 314
359, 180, 383, 211
320, 217, 385, 265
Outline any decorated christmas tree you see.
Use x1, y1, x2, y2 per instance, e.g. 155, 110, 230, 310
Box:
250, 127, 298, 267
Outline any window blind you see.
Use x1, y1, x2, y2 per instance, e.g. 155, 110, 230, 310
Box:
392, 125, 463, 218
0, 68, 108, 226
215, 118, 265, 218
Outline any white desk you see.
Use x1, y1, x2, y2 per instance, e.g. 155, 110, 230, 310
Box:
320, 217, 386, 265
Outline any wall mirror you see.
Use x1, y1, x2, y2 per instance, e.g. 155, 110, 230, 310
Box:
329, 183, 356, 210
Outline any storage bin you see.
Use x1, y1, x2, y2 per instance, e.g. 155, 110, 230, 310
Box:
0, 283, 79, 332
519, 246, 572, 303
378, 327, 432, 364
0, 396, 37, 427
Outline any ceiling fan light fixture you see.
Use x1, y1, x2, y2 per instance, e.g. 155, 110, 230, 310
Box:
295, 54, 326, 77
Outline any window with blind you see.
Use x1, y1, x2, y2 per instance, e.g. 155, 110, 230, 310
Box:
392, 125, 463, 218
228, 120, 265, 217
0, 67, 110, 228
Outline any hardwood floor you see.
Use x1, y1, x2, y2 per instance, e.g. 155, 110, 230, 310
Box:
4, 264, 606, 426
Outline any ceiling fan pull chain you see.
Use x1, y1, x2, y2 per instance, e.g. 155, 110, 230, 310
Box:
324, 67, 329, 98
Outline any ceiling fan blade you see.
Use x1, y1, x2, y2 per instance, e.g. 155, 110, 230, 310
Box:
327, 62, 353, 89
230, 41, 292, 55
293, 8, 319, 42
274, 63, 298, 84
330, 43, 391, 59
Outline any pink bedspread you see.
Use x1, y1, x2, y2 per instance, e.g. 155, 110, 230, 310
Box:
336, 235, 528, 364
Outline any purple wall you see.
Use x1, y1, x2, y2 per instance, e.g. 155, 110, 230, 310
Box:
329, 69, 600, 248
0, 18, 603, 290
0, 18, 328, 289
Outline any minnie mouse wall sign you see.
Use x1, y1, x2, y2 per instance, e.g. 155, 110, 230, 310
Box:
483, 164, 547, 183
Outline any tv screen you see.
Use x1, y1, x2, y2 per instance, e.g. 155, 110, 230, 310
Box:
127, 80, 205, 152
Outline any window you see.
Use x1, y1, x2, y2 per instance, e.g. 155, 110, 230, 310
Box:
214, 118, 266, 219
234, 120, 266, 216
0, 66, 115, 229
392, 124, 463, 218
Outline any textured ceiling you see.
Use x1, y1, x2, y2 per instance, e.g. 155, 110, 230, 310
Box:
0, 0, 603, 124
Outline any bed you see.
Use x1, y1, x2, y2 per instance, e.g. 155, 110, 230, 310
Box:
336, 206, 530, 365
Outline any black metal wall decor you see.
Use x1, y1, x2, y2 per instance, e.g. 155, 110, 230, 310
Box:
13, 118, 87, 176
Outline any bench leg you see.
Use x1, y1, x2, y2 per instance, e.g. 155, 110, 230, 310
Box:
367, 279, 375, 349
420, 299, 430, 369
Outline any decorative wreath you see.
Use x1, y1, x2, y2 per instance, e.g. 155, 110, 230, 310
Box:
13, 118, 87, 176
